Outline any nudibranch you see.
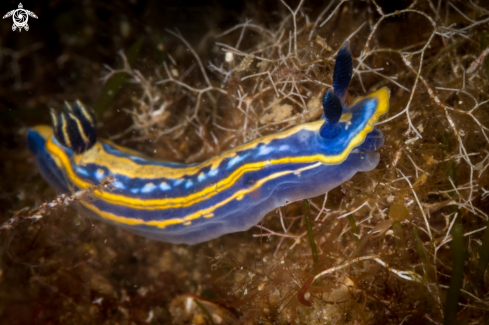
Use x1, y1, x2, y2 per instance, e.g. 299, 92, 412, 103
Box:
27, 42, 389, 244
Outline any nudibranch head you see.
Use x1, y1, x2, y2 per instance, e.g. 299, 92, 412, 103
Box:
319, 40, 389, 161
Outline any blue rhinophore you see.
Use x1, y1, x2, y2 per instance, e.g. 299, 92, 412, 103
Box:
332, 40, 353, 105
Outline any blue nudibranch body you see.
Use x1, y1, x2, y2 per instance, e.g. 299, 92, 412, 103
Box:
27, 42, 390, 244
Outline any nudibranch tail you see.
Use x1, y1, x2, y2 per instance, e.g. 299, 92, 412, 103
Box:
27, 125, 70, 193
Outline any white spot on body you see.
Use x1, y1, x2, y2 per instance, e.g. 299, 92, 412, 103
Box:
130, 188, 140, 194
197, 172, 206, 182
227, 154, 246, 168
208, 168, 218, 177
257, 146, 273, 156
141, 183, 157, 193
278, 145, 289, 151
185, 180, 194, 189
76, 167, 89, 176
159, 182, 171, 191
112, 180, 126, 190
174, 179, 183, 186
95, 169, 105, 180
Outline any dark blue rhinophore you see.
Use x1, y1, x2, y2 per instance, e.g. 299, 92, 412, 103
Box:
320, 89, 342, 139
320, 41, 353, 139
333, 40, 352, 105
